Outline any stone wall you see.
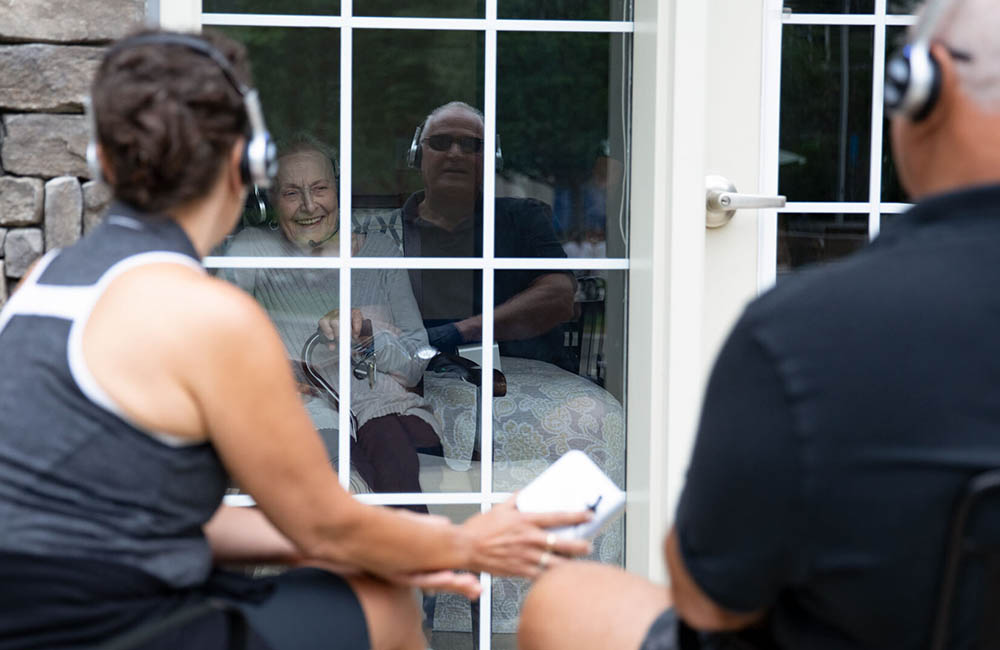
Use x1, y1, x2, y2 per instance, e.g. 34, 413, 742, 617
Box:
0, 0, 146, 306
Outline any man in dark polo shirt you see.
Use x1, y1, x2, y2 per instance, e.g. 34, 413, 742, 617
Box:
401, 101, 577, 371
517, 2, 1000, 649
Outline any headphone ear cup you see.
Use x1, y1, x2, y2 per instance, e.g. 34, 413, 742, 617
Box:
407, 124, 423, 169
884, 46, 942, 122
239, 146, 252, 186
912, 52, 942, 122
243, 184, 272, 227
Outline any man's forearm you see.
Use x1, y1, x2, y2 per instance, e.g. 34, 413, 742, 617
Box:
453, 273, 575, 343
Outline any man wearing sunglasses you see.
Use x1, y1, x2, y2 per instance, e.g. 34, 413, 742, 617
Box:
400, 101, 577, 371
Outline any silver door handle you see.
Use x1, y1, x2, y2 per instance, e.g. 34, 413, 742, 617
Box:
706, 174, 786, 228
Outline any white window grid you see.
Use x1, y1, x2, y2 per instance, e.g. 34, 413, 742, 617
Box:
203, 4, 634, 641
760, 0, 917, 291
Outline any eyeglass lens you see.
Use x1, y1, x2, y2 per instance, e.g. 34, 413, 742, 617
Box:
425, 134, 484, 153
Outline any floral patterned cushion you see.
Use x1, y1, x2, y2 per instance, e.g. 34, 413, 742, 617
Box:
422, 356, 625, 633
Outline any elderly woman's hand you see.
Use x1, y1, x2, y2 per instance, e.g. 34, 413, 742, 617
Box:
318, 308, 364, 349
458, 495, 593, 580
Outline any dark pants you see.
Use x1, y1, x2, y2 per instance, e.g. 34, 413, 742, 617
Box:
351, 414, 442, 514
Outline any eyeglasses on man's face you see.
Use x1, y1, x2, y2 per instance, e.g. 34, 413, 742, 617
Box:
423, 134, 484, 154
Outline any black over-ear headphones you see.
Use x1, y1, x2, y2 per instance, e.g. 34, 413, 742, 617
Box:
85, 32, 278, 189
884, 0, 958, 121
407, 122, 504, 172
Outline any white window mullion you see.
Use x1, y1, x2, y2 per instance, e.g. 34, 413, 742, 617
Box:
201, 13, 634, 34
479, 2, 498, 644
870, 0, 888, 240
337, 0, 353, 489
759, 0, 784, 294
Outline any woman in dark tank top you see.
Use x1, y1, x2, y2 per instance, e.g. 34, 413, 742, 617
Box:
0, 29, 592, 650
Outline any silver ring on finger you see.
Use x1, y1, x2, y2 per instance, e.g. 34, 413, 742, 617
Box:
538, 550, 552, 571
545, 532, 557, 553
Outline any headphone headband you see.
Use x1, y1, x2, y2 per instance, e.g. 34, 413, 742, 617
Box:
86, 32, 277, 189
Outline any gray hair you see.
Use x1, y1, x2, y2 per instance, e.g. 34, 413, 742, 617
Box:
420, 101, 484, 134
270, 131, 339, 198
931, 0, 1000, 111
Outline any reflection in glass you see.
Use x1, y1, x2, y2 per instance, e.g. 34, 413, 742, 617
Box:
879, 212, 909, 234
888, 0, 921, 13
781, 0, 874, 12
499, 0, 631, 21
352, 30, 484, 207
778, 213, 869, 276
205, 0, 338, 16
498, 32, 631, 258
355, 0, 482, 18
780, 25, 873, 202
215, 26, 340, 148
489, 267, 626, 629
421, 505, 479, 647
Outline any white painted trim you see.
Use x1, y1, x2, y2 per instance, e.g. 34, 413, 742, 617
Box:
158, 0, 201, 31
337, 0, 353, 490
870, 0, 888, 240
781, 202, 880, 213
480, 2, 498, 639
758, 0, 783, 294
224, 491, 516, 507
782, 13, 916, 26
204, 255, 629, 270
201, 13, 634, 32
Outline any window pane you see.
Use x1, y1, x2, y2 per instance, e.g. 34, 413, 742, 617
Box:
419, 505, 480, 646
780, 25, 873, 202
499, 0, 631, 21
497, 32, 631, 258
352, 267, 484, 495
352, 29, 484, 219
204, 0, 338, 15
355, 0, 483, 18
214, 26, 340, 147
888, 0, 921, 13
778, 213, 869, 276
781, 0, 874, 13
491, 269, 626, 498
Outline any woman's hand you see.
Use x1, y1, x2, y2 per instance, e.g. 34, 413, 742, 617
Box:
458, 495, 593, 580
318, 308, 364, 348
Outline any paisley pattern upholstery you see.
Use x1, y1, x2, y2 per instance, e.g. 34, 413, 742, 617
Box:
422, 356, 625, 632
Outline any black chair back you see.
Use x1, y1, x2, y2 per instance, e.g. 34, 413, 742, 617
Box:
929, 469, 1000, 650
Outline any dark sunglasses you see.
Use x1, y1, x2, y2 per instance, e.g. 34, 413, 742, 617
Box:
423, 134, 484, 154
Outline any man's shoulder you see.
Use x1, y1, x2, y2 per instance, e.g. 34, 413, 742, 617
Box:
495, 197, 553, 221
745, 244, 898, 332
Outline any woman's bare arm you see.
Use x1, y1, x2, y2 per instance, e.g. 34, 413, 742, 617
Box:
179, 275, 592, 580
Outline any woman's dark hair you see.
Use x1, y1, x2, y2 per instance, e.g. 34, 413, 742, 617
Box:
90, 29, 252, 213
